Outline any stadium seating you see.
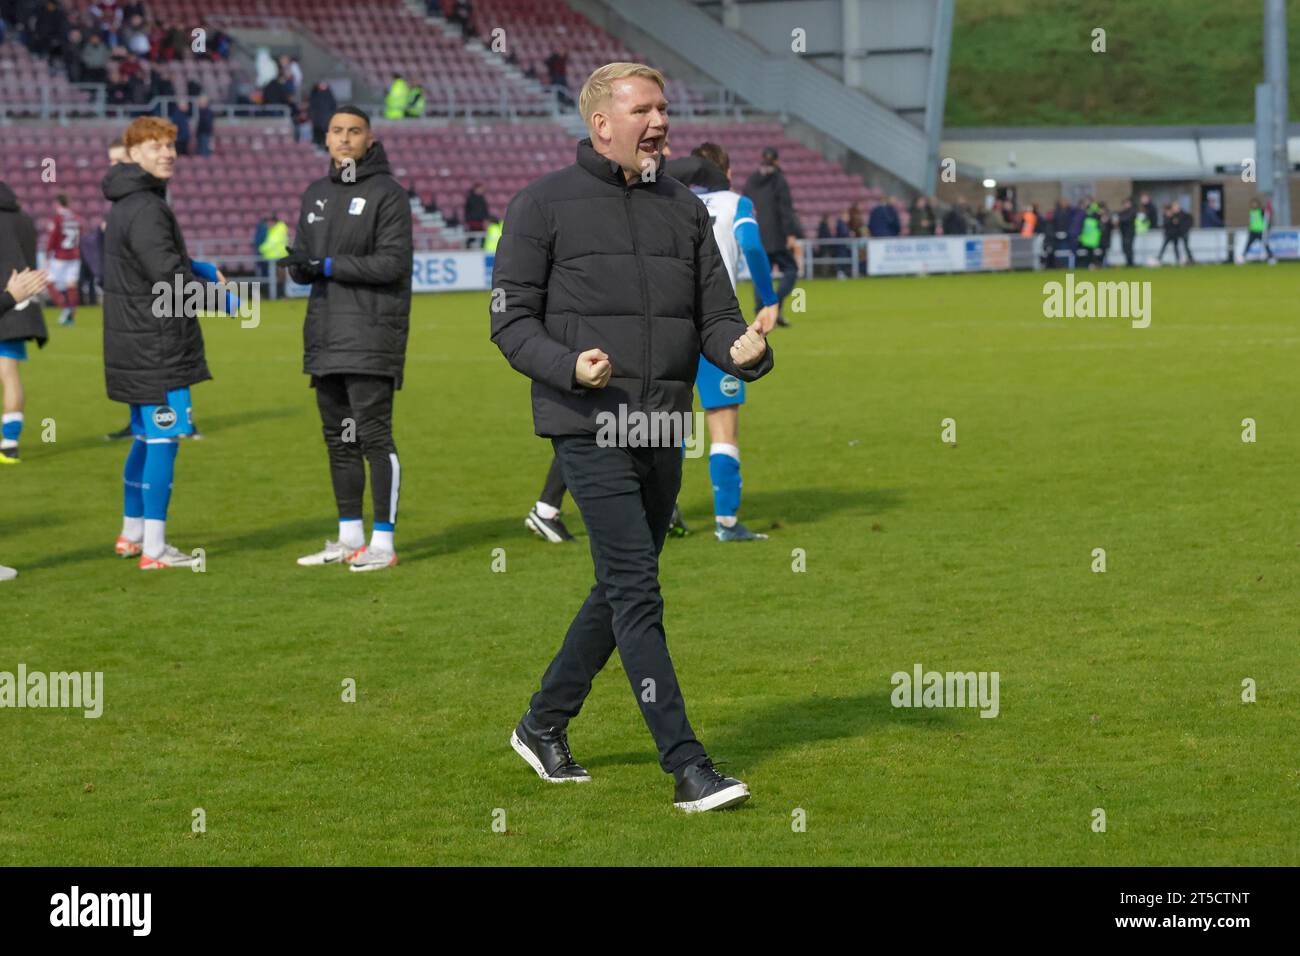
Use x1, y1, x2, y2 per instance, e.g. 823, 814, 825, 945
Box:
0, 34, 91, 111
5, 0, 896, 260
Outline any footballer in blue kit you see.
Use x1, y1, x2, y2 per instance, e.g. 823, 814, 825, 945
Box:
674, 141, 781, 541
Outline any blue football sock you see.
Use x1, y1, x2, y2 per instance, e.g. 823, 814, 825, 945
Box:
123, 437, 147, 517
142, 440, 179, 521
1, 412, 22, 446
709, 445, 742, 519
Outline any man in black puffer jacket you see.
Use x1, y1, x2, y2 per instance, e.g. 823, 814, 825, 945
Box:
281, 106, 412, 573
102, 116, 212, 570
493, 63, 773, 813
0, 181, 50, 467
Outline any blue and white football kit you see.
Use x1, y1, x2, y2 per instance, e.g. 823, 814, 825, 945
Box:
691, 187, 778, 533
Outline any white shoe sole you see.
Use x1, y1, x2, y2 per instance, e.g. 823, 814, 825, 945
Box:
349, 559, 396, 573
674, 783, 750, 813
510, 730, 590, 783
297, 553, 347, 566
525, 513, 564, 544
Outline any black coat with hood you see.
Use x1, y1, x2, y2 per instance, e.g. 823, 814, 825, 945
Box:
101, 163, 210, 404
0, 182, 49, 347
288, 140, 413, 388
490, 139, 774, 439
742, 164, 801, 253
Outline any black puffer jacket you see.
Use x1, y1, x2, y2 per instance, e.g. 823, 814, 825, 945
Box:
491, 139, 774, 438
0, 182, 49, 347
288, 141, 412, 388
101, 163, 210, 404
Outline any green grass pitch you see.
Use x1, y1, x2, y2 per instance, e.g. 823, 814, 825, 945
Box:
1, 266, 1296, 865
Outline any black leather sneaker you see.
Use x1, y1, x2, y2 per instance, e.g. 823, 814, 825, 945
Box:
673, 758, 750, 812
510, 713, 591, 783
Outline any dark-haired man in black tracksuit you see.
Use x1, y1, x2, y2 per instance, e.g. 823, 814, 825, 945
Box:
283, 106, 412, 574
492, 63, 773, 812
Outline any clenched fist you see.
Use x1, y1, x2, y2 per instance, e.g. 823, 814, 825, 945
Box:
575, 348, 612, 388
730, 319, 768, 369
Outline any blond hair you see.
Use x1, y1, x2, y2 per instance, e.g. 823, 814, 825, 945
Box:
578, 62, 666, 131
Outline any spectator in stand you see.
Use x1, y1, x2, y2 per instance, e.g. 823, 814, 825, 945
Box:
292, 100, 312, 143
868, 196, 901, 237
195, 94, 214, 156
62, 26, 83, 82
308, 81, 336, 148
847, 201, 865, 237
983, 197, 1012, 234
910, 196, 936, 235
263, 68, 292, 108
168, 98, 192, 155
383, 72, 409, 119
464, 182, 490, 248
282, 55, 302, 95
147, 61, 174, 100
941, 197, 973, 235
545, 48, 571, 105
163, 21, 187, 62
81, 31, 110, 83
1045, 198, 1074, 268
1019, 202, 1039, 237
406, 83, 427, 118
211, 30, 232, 60
105, 62, 130, 106
122, 13, 149, 57
32, 0, 67, 58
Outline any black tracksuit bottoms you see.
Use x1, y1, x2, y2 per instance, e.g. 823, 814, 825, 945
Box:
313, 373, 400, 526
528, 434, 707, 774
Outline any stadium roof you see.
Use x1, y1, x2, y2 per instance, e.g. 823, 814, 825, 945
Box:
942, 124, 1300, 183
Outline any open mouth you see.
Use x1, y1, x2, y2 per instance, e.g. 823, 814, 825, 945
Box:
638, 136, 662, 154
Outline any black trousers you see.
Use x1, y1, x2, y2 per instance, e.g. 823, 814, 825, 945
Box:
1158, 235, 1194, 264
1121, 233, 1135, 266
754, 247, 799, 315
313, 373, 400, 526
1243, 231, 1273, 258
537, 453, 567, 509
529, 435, 706, 774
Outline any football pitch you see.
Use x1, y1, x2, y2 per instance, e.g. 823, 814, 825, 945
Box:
2, 267, 1296, 866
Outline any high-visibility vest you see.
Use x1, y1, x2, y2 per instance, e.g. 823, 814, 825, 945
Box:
1135, 212, 1150, 235
259, 220, 289, 260
1249, 207, 1267, 232
1019, 210, 1037, 237
384, 79, 410, 119
406, 87, 426, 118
484, 220, 503, 252
1078, 211, 1101, 249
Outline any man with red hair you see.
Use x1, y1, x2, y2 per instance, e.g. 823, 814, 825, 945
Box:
101, 116, 214, 569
